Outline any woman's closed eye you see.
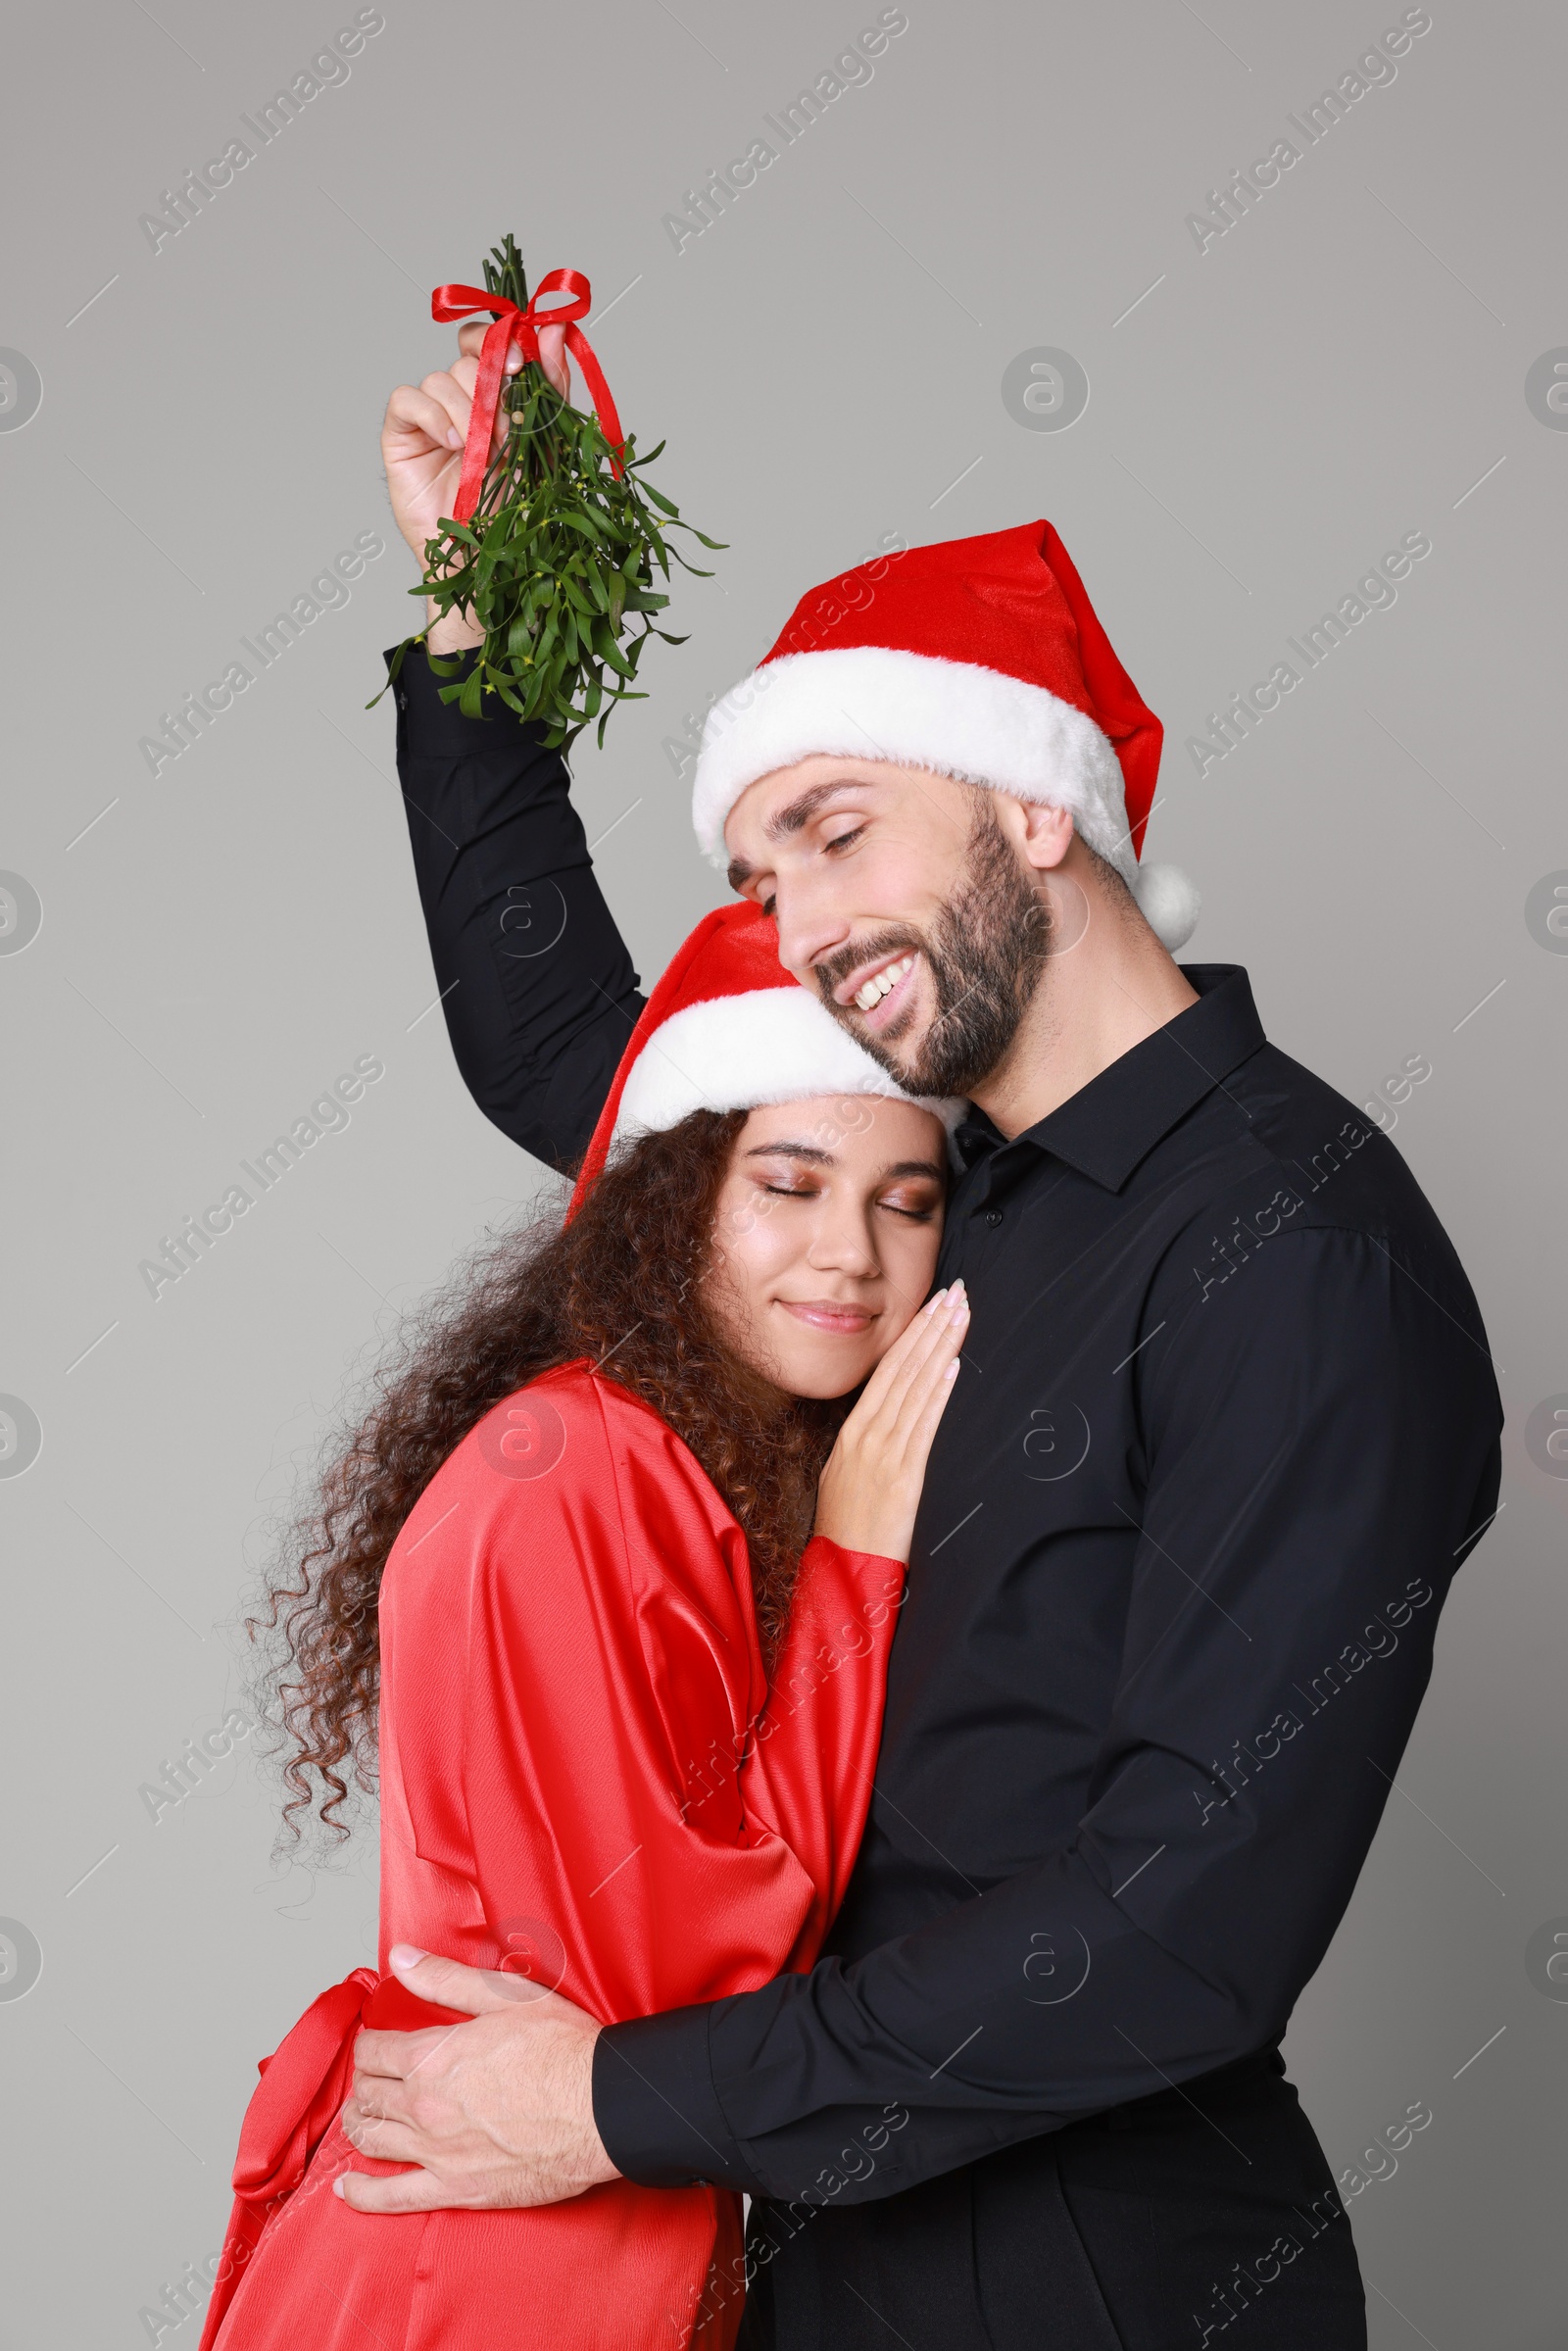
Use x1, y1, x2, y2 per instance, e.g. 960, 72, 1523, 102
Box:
876, 1185, 942, 1223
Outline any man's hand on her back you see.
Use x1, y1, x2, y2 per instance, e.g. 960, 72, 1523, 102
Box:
380, 321, 571, 657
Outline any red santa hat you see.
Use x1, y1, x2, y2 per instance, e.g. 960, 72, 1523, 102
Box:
691, 519, 1200, 953
569, 900, 965, 1211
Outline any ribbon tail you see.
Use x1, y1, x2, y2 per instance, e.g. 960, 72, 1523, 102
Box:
451, 313, 519, 526
562, 324, 626, 478
197, 1966, 377, 2351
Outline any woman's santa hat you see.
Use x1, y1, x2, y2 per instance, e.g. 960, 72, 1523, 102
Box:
569, 900, 964, 1210
691, 519, 1200, 953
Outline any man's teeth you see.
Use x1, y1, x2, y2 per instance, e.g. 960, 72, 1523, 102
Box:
854, 955, 914, 1012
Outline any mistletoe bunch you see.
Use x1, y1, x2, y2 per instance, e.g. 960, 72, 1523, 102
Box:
381, 235, 721, 751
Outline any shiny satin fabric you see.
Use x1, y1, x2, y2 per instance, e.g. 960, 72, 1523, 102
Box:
201, 1362, 905, 2351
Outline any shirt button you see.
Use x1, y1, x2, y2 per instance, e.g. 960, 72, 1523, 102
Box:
984, 1208, 1004, 1226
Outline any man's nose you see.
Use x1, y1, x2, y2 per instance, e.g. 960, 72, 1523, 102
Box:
772, 873, 853, 986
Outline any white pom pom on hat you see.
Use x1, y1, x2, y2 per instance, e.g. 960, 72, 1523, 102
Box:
1132, 862, 1201, 955
690, 519, 1200, 955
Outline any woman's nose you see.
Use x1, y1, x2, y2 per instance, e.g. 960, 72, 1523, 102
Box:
806, 1213, 877, 1277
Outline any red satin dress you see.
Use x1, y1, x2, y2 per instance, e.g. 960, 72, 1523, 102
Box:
199, 1361, 905, 2351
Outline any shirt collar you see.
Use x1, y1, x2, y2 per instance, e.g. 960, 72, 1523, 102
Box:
955, 965, 1267, 1193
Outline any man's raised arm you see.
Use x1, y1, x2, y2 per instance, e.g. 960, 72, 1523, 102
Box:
380, 322, 644, 1172
390, 644, 643, 1169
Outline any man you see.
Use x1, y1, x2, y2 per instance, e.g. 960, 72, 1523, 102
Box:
340, 336, 1502, 2348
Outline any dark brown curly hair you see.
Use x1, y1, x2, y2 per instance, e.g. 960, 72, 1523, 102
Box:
249, 1108, 848, 1839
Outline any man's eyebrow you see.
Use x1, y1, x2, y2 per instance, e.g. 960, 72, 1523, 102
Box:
764, 778, 864, 844
727, 778, 872, 887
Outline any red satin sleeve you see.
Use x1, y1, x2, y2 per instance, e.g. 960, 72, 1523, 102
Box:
737, 1535, 906, 1973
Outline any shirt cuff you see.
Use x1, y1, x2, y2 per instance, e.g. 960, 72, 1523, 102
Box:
384, 640, 530, 759
592, 2004, 758, 2193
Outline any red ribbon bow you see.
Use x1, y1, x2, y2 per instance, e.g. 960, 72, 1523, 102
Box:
430, 268, 626, 522
197, 1967, 473, 2351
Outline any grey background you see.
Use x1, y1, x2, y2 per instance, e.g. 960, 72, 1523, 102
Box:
2, 0, 1564, 2341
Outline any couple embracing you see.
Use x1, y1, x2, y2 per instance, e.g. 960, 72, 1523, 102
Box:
199, 316, 1500, 2350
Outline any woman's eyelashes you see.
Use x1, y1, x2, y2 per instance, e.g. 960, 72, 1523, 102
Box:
878, 1191, 939, 1222
748, 1160, 824, 1202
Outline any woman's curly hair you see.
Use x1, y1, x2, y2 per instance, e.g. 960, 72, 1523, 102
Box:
249, 1110, 845, 1839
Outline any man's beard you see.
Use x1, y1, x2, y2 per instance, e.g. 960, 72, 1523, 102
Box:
813, 795, 1051, 1098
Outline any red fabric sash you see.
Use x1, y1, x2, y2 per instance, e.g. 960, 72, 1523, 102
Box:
197, 1969, 468, 2349
430, 268, 626, 520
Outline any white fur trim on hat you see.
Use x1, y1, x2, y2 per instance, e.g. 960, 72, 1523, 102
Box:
693, 645, 1134, 881
693, 644, 1200, 955
613, 986, 964, 1149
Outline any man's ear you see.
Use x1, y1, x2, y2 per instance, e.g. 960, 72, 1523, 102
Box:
991, 793, 1075, 873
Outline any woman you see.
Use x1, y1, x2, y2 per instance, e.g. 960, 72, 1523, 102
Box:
199, 900, 967, 2351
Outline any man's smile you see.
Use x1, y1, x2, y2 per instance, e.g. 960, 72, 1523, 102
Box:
833, 950, 920, 1031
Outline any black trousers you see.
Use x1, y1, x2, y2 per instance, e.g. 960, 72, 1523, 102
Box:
734, 2049, 1365, 2349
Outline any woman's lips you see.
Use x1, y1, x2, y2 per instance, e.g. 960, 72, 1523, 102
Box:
779, 1299, 876, 1334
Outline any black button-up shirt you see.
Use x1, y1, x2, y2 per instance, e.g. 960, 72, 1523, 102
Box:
388, 650, 1502, 2207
